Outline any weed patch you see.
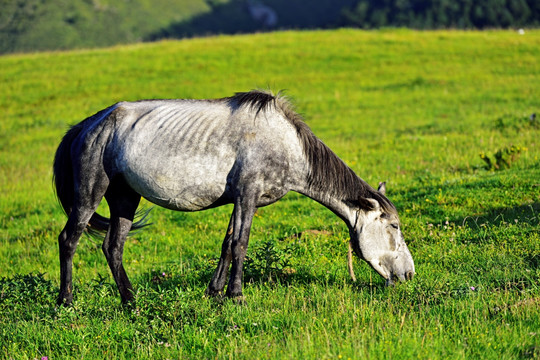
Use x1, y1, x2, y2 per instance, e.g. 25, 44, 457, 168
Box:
480, 145, 527, 171
244, 239, 295, 283
492, 113, 539, 133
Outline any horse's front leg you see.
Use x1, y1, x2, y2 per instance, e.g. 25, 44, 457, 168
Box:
102, 217, 135, 304
102, 179, 141, 304
205, 215, 234, 297
225, 200, 256, 300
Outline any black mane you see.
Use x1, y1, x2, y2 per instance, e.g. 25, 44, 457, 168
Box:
227, 90, 277, 117
228, 90, 397, 214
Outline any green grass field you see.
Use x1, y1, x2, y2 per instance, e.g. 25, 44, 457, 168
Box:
1, 29, 539, 359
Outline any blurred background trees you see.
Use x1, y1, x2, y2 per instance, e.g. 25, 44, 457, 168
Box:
340, 0, 539, 29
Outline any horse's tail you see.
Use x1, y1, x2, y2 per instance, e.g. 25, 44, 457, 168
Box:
53, 111, 150, 239
52, 120, 109, 237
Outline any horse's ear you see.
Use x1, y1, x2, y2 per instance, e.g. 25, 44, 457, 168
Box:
358, 197, 380, 211
378, 181, 386, 195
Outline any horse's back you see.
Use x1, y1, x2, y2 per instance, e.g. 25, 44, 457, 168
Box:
99, 99, 304, 211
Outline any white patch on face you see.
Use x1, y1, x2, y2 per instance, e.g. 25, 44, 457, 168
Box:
354, 206, 415, 282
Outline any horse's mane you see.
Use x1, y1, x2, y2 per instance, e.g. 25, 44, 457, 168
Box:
227, 90, 397, 214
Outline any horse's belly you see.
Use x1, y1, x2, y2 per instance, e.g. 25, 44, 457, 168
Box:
121, 155, 233, 211
141, 184, 228, 211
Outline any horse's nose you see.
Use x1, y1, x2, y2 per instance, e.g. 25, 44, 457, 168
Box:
405, 271, 415, 281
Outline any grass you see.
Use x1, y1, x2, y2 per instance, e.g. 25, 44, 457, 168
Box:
0, 29, 539, 359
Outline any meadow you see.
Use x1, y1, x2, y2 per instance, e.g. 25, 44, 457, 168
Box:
0, 29, 539, 359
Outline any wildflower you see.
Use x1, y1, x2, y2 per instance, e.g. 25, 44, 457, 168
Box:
470, 286, 476, 291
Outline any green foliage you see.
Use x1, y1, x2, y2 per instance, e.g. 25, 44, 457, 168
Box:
0, 273, 56, 315
479, 112, 537, 170
480, 145, 527, 170
0, 29, 539, 359
244, 239, 294, 283
493, 113, 539, 132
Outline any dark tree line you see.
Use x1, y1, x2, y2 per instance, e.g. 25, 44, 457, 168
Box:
340, 0, 540, 29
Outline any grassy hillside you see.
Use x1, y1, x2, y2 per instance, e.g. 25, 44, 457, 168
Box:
0, 0, 210, 54
1, 0, 357, 54
0, 29, 539, 359
3, 0, 539, 54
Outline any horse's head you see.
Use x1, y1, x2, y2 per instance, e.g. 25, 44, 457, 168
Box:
348, 182, 415, 285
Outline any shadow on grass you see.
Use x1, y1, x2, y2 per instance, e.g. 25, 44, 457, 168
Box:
139, 263, 325, 292
451, 202, 539, 255
456, 202, 539, 228
135, 256, 385, 300
392, 164, 539, 223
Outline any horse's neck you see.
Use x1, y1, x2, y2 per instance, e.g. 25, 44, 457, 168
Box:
304, 188, 354, 224
291, 137, 366, 226
293, 169, 359, 227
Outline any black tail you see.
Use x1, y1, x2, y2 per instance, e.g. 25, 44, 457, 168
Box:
53, 122, 85, 218
53, 113, 150, 239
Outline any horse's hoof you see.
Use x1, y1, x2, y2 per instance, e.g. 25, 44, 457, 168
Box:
225, 292, 246, 305
57, 294, 73, 307
121, 298, 136, 309
231, 295, 246, 305
204, 288, 224, 298
120, 291, 136, 304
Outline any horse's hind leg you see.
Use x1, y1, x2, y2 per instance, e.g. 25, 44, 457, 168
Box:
102, 177, 141, 303
206, 215, 234, 297
58, 174, 109, 305
58, 207, 98, 305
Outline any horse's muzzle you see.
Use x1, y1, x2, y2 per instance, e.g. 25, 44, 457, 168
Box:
385, 270, 415, 286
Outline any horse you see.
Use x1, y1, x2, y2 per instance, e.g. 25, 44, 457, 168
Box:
53, 90, 415, 305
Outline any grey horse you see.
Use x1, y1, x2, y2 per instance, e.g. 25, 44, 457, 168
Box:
53, 90, 415, 305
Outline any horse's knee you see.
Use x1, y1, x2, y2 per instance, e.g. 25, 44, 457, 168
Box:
101, 243, 109, 257
59, 219, 87, 249
58, 235, 78, 256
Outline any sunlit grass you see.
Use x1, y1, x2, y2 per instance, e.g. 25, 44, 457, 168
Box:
1, 29, 539, 359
